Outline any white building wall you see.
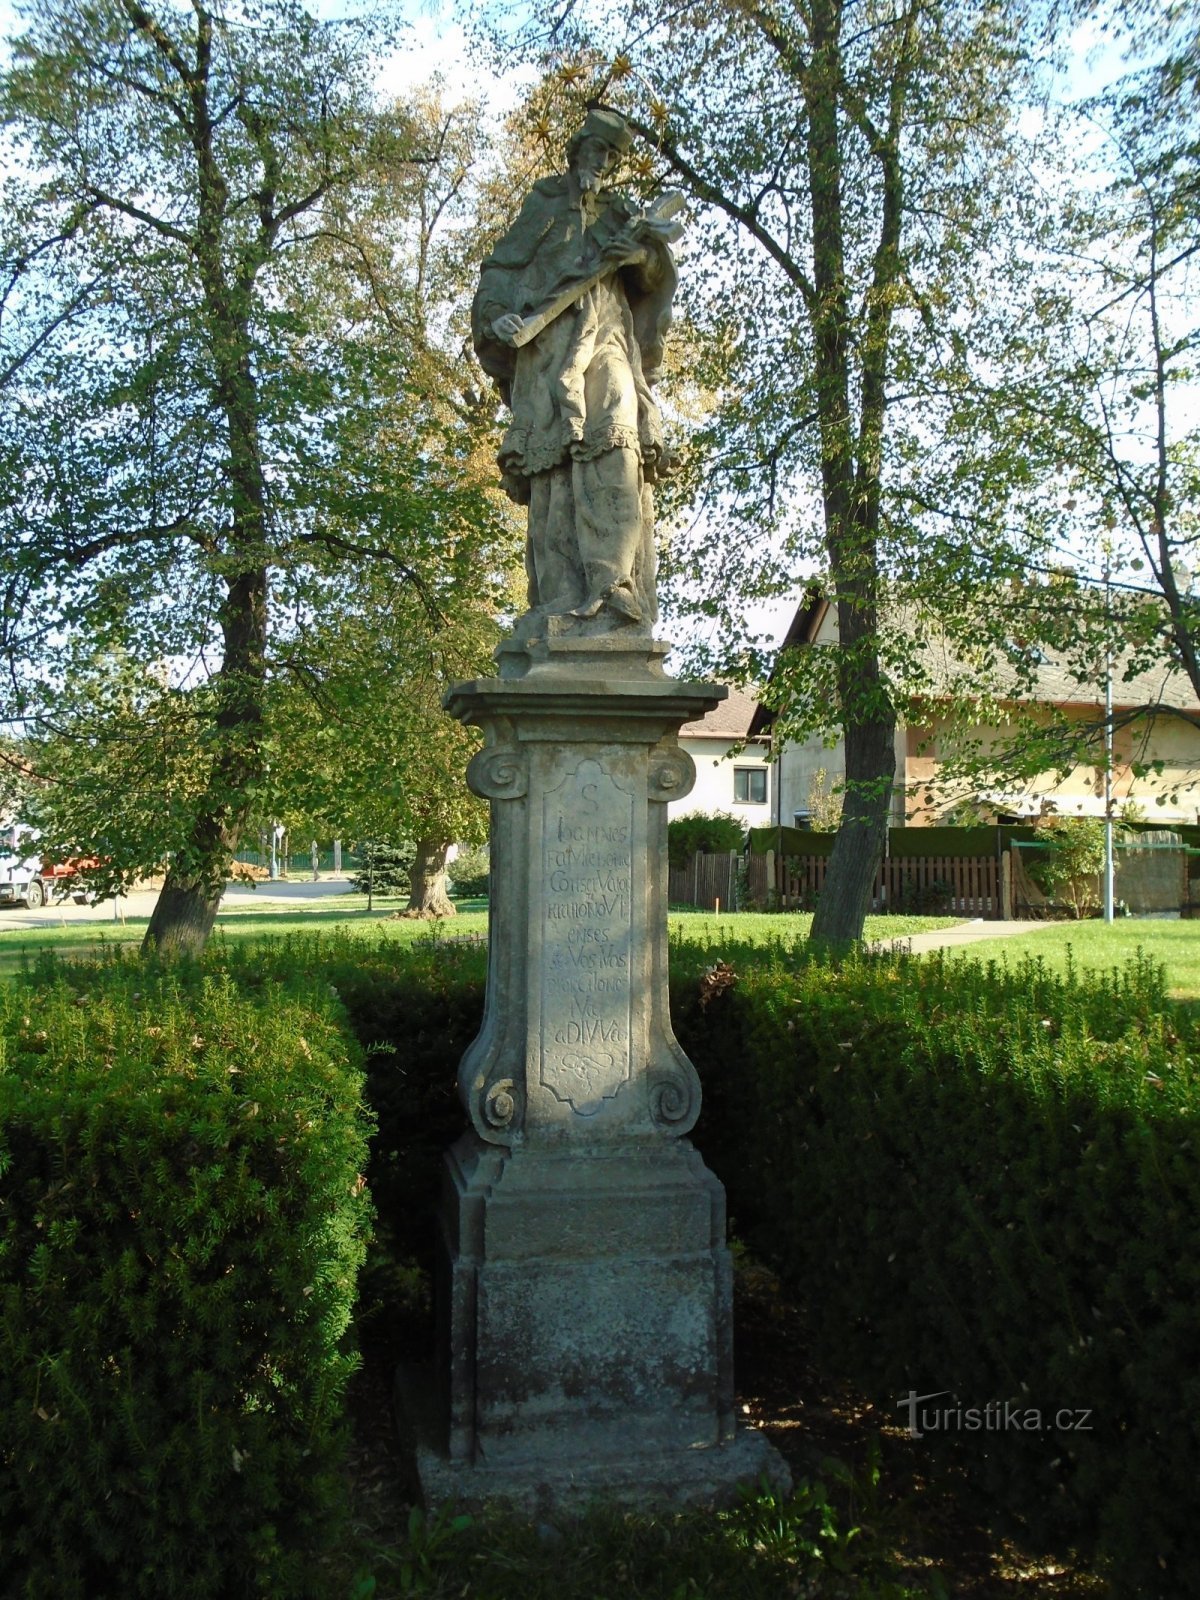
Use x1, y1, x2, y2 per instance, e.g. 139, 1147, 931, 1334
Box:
672, 737, 773, 831
776, 726, 907, 827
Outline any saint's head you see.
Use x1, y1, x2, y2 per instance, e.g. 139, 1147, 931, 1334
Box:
567, 107, 633, 194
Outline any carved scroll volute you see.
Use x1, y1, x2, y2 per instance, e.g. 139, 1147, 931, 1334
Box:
467, 1065, 521, 1142
459, 735, 526, 1143
466, 744, 528, 802
647, 746, 695, 806
456, 1046, 524, 1144
645, 739, 702, 1135
648, 1039, 701, 1135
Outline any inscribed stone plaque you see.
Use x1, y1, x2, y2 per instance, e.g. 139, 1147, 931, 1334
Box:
541, 758, 634, 1115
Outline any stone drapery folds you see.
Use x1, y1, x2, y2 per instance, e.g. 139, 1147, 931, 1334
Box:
472, 109, 680, 634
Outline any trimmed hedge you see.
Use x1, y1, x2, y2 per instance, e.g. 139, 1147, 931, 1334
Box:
0, 955, 374, 1599
68, 928, 1193, 1596
668, 812, 746, 869
672, 940, 1200, 1599
238, 929, 1200, 1599
202, 935, 487, 1372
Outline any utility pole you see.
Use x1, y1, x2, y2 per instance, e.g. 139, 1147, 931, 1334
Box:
1103, 550, 1115, 923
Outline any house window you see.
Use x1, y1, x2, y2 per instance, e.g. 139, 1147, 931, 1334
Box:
733, 767, 767, 805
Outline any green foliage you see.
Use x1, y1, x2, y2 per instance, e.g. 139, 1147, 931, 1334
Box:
0, 6, 518, 934
493, 0, 1102, 950
493, 3, 1200, 933
667, 811, 745, 870
243, 937, 486, 1293
0, 955, 374, 1598
672, 940, 1200, 1597
351, 1477, 940, 1598
185, 932, 488, 1347
1029, 12, 1200, 709
350, 840, 416, 898
807, 767, 843, 832
1027, 818, 1107, 919
942, 918, 1200, 1002
448, 844, 491, 898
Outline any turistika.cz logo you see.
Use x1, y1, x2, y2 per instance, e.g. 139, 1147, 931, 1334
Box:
897, 1390, 1094, 1439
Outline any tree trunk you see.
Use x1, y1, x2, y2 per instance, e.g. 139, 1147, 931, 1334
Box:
809, 576, 897, 946
801, 0, 906, 949
406, 837, 456, 917
142, 312, 268, 955
141, 63, 272, 957
143, 870, 223, 958
140, 562, 267, 957
810, 714, 895, 947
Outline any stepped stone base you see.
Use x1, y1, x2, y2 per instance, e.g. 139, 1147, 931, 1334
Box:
395, 1138, 790, 1515
397, 1358, 786, 1515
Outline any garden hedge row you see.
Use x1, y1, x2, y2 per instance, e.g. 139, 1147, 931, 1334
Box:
7, 926, 1196, 1598
245, 929, 1200, 1599
672, 941, 1200, 1600
0, 955, 374, 1599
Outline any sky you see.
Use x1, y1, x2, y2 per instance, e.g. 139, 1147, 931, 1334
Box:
0, 0, 520, 93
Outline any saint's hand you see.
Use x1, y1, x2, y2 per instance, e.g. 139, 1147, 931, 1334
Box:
492, 312, 526, 344
600, 221, 649, 265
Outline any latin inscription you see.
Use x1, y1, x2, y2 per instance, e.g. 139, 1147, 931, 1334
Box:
541, 759, 633, 1115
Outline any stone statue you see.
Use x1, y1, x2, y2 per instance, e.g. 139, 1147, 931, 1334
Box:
407, 115, 791, 1509
472, 108, 682, 634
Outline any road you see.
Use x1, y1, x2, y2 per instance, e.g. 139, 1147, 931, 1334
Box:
0, 877, 356, 931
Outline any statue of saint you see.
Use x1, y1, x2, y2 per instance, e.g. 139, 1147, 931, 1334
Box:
472, 108, 681, 634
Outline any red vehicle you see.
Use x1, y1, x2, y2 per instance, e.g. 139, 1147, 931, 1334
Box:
0, 826, 95, 908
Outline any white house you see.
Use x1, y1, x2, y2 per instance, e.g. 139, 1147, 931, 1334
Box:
750, 590, 1200, 828
674, 686, 772, 829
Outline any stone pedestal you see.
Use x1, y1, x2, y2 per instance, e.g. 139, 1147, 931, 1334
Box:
398, 636, 789, 1513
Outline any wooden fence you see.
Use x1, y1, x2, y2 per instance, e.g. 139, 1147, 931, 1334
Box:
746, 850, 1003, 918
668, 850, 739, 910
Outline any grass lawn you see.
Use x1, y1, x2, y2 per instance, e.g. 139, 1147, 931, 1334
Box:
667, 908, 962, 943
0, 899, 963, 979
945, 917, 1200, 1001
0, 896, 488, 978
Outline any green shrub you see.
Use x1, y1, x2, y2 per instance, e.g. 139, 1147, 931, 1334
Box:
667, 811, 745, 870
1026, 818, 1106, 917
205, 934, 487, 1367
350, 838, 415, 897
672, 940, 1200, 1598
0, 955, 374, 1599
448, 844, 490, 898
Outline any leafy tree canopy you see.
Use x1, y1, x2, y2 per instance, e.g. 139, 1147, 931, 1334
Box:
481, 0, 1071, 940
0, 1, 520, 946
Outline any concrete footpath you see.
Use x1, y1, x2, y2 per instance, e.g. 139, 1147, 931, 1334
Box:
871, 918, 1057, 955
